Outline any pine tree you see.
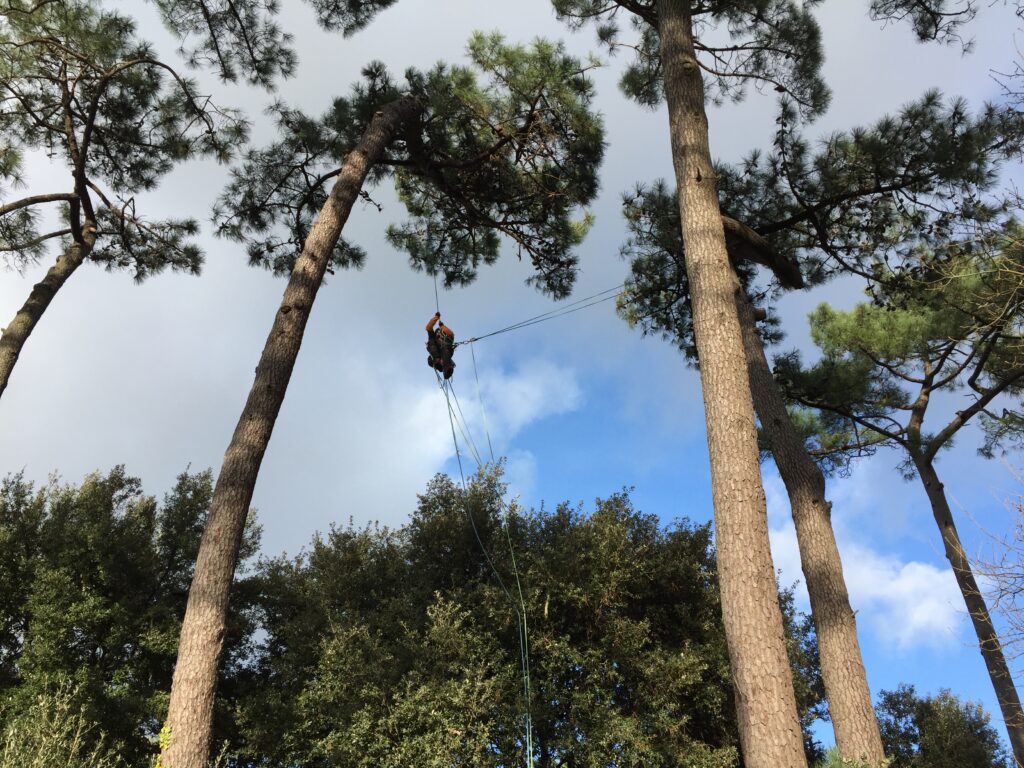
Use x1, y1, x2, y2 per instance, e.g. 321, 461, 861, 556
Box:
775, 225, 1024, 764
548, 4, 837, 761
0, 0, 246, 400
547, 1, 979, 762
161, 29, 605, 768
616, 91, 1022, 764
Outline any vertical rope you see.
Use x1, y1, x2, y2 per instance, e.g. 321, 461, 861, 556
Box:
437, 371, 511, 601
435, 368, 534, 768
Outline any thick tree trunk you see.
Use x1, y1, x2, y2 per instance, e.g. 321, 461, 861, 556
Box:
654, 3, 807, 766
914, 456, 1024, 766
161, 96, 421, 768
737, 296, 884, 764
0, 234, 94, 400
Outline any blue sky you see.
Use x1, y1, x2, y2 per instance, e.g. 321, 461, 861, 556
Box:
2, 0, 1024, 754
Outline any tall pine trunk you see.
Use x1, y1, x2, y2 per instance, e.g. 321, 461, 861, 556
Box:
161, 96, 421, 768
654, 3, 807, 765
0, 234, 94, 400
914, 456, 1024, 765
737, 296, 884, 764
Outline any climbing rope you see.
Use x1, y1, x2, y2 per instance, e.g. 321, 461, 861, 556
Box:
436, 369, 512, 598
434, 366, 535, 768
427, 279, 634, 768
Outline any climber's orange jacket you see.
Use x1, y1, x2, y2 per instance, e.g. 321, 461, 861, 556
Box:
426, 313, 455, 343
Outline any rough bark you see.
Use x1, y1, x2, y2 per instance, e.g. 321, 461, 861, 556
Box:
737, 296, 884, 764
654, 3, 807, 765
161, 95, 421, 768
0, 231, 95, 400
914, 456, 1024, 766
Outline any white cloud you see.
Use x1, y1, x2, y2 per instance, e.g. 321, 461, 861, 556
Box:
844, 545, 963, 650
247, 351, 582, 552
766, 474, 965, 652
435, 357, 582, 464
475, 359, 583, 439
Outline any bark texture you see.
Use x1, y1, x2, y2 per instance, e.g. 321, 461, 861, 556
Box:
654, 3, 807, 765
737, 296, 884, 764
161, 96, 421, 768
914, 457, 1024, 765
0, 232, 94, 400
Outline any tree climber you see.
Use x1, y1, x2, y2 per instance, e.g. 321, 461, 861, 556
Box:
426, 311, 456, 379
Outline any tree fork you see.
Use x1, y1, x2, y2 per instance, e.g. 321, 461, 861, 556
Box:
654, 2, 807, 765
737, 295, 884, 764
0, 227, 95, 399
914, 456, 1024, 766
161, 95, 422, 768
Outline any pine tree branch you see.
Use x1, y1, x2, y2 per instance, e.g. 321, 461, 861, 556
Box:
926, 365, 1024, 462
0, 193, 76, 216
0, 227, 71, 252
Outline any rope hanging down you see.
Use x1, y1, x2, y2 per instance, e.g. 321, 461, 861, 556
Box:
434, 364, 535, 768
426, 279, 631, 767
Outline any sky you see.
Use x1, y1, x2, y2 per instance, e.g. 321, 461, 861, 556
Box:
2, 0, 1024, 754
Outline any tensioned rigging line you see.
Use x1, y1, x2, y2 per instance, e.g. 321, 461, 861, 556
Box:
448, 381, 485, 467
457, 284, 624, 345
463, 351, 535, 768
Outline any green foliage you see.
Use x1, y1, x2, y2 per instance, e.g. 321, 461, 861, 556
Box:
304, 0, 400, 35
0, 468, 260, 767
152, 0, 406, 89
0, 680, 125, 768
616, 179, 773, 363
151, 0, 296, 87
877, 684, 1010, 768
777, 223, 1024, 470
0, 465, 825, 766
721, 93, 1020, 282
551, 0, 830, 117
229, 470, 825, 766
867, 0, 976, 46
815, 748, 890, 768
215, 33, 604, 298
552, 0, 976, 112
0, 0, 247, 274
616, 93, 1022, 367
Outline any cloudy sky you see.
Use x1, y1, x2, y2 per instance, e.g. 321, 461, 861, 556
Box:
2, 0, 1024, 752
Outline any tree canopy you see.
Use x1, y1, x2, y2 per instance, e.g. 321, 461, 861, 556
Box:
0, 0, 245, 276
0, 468, 259, 766
776, 223, 1024, 471
214, 33, 604, 298
617, 93, 1023, 362
0, 466, 828, 767
877, 684, 1010, 768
